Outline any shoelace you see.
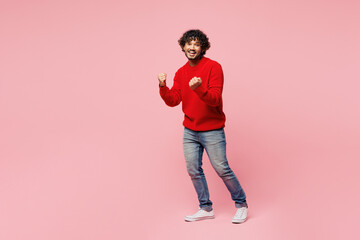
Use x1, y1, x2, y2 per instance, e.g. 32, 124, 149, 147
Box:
195, 209, 207, 215
192, 209, 210, 217
235, 208, 246, 217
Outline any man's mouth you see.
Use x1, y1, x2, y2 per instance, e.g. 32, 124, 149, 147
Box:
188, 50, 196, 56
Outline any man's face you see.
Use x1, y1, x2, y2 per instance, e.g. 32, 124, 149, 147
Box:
183, 39, 202, 60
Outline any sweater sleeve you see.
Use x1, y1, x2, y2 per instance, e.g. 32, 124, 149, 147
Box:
193, 63, 223, 107
159, 71, 182, 107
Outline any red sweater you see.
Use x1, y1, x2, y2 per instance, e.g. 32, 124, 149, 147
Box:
159, 57, 226, 131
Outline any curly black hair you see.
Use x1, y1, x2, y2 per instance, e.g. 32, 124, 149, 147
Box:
178, 29, 211, 56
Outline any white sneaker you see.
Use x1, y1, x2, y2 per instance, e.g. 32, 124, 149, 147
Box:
232, 207, 248, 224
184, 209, 215, 222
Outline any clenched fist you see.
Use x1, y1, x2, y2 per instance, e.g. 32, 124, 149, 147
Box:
158, 73, 167, 87
189, 77, 202, 90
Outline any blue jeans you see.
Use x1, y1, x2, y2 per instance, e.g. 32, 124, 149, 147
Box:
183, 127, 247, 211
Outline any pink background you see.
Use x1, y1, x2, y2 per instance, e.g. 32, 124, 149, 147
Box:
1, 0, 359, 239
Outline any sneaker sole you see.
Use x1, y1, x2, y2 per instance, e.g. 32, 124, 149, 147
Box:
184, 216, 215, 222
232, 218, 247, 224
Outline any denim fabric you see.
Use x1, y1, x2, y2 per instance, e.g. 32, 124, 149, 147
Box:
183, 127, 247, 211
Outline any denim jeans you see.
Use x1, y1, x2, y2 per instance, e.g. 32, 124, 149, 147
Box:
183, 127, 247, 211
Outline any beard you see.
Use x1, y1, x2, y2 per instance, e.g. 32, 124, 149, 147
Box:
184, 51, 203, 61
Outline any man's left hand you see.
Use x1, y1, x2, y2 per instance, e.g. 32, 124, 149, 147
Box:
189, 77, 202, 90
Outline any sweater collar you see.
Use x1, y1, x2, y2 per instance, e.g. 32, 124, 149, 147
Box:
186, 57, 208, 70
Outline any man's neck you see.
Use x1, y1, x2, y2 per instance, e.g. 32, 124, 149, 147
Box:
188, 56, 203, 67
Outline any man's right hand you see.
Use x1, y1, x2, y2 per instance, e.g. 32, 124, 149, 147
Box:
158, 73, 167, 87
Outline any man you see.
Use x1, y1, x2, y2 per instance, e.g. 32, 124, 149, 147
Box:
158, 29, 248, 224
